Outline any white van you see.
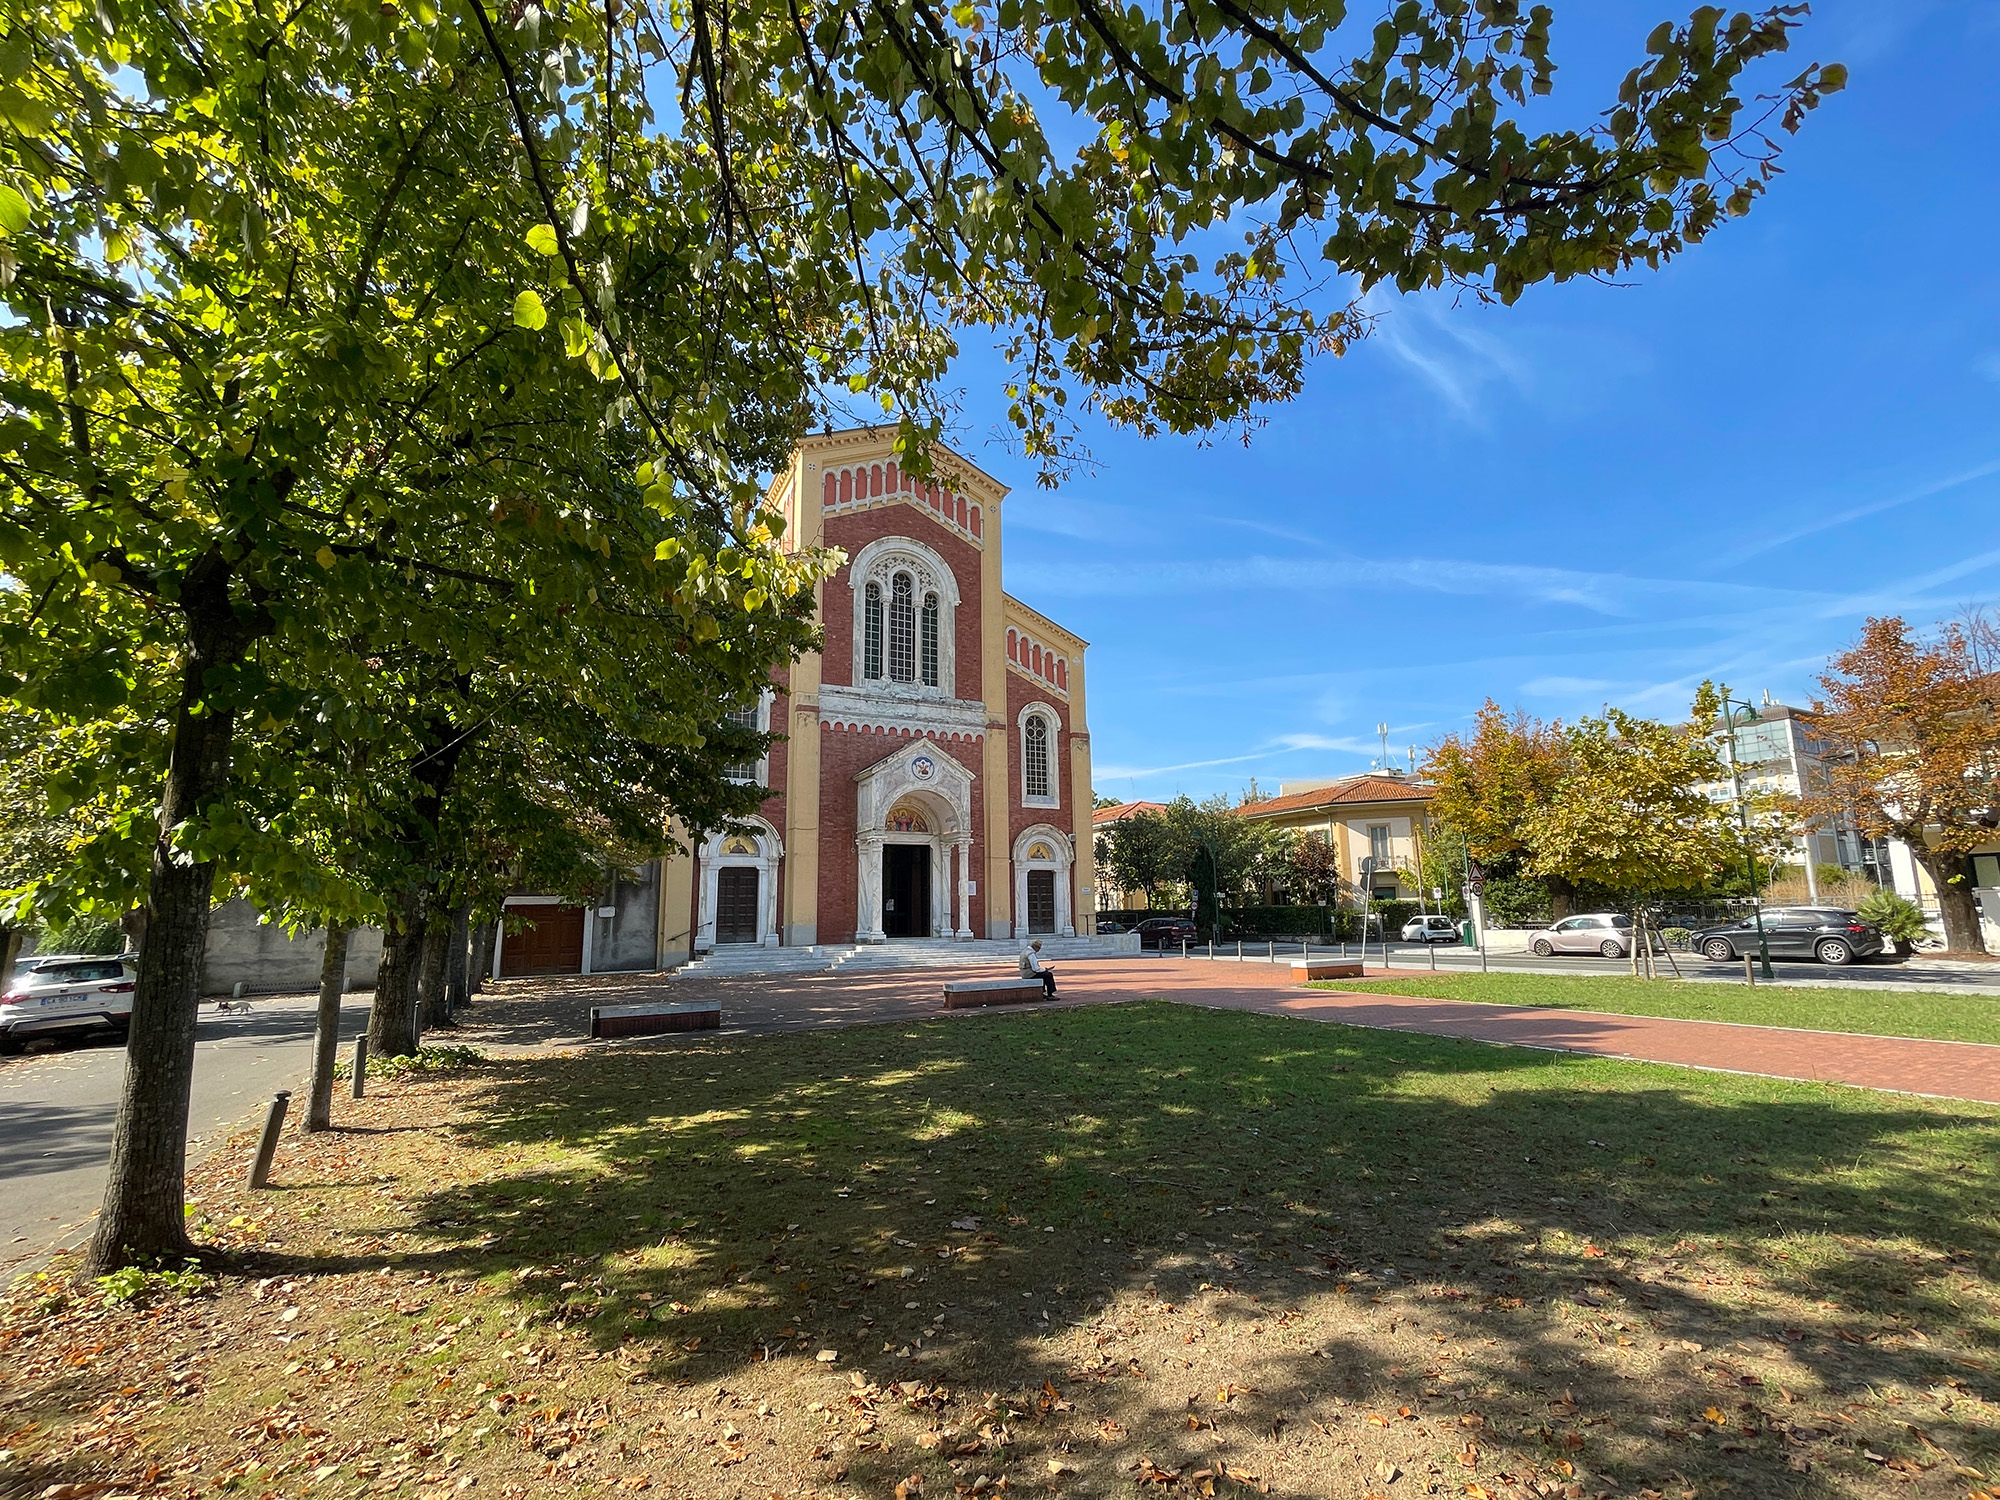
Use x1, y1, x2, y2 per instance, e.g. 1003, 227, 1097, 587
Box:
0, 954, 137, 1052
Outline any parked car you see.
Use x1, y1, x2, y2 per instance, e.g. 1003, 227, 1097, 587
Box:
1401, 914, 1463, 944
1524, 913, 1646, 959
0, 953, 137, 1052
1135, 916, 1197, 950
1688, 908, 1885, 967
1094, 920, 1128, 935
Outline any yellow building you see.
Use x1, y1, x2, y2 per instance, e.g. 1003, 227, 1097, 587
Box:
1233, 774, 1437, 904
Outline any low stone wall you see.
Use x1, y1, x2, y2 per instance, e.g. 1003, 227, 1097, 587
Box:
200, 899, 384, 996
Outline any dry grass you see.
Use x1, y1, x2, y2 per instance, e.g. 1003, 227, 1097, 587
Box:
6, 1001, 2000, 1500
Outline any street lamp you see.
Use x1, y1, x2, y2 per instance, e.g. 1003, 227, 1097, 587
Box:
1718, 685, 1775, 982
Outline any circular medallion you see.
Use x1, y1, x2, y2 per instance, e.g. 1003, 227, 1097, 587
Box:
910, 754, 936, 781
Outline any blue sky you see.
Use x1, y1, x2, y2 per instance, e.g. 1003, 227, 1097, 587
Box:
944, 1, 2000, 804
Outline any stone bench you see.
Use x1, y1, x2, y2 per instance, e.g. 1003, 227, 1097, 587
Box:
941, 978, 1048, 1009
589, 1001, 722, 1039
1291, 961, 1365, 982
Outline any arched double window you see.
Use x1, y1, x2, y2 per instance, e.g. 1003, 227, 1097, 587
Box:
850, 538, 958, 696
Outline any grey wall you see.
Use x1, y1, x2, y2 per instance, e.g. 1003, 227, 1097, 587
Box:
592, 862, 661, 973
199, 898, 385, 996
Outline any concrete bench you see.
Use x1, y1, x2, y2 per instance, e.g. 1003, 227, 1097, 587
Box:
1291, 961, 1365, 982
590, 1001, 722, 1039
942, 978, 1048, 1009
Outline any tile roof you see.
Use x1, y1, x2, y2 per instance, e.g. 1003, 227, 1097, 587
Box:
1093, 800, 1169, 826
1233, 776, 1436, 819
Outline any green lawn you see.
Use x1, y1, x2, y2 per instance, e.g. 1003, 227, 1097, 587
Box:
9, 1000, 2000, 1500
1321, 969, 2000, 1044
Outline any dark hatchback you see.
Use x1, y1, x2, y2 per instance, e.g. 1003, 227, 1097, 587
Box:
1688, 907, 1887, 967
1135, 916, 1197, 950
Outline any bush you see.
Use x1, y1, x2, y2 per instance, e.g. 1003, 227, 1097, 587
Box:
1661, 927, 1693, 949
1219, 905, 1337, 941
37, 912, 126, 955
334, 1043, 488, 1080
1857, 888, 1931, 952
1480, 876, 1553, 928
1368, 899, 1421, 935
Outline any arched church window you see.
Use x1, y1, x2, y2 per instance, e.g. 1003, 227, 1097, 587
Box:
888, 572, 916, 682
920, 592, 940, 687
1024, 713, 1051, 800
863, 581, 883, 680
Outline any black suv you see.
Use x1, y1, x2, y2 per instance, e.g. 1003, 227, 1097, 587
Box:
1135, 916, 1197, 950
1688, 908, 1886, 967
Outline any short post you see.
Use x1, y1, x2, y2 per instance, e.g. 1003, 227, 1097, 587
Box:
1181, 938, 1188, 959
1267, 938, 1274, 963
1744, 953, 1755, 987
350, 1035, 368, 1098
1236, 939, 1242, 961
1430, 942, 1436, 970
246, 1090, 292, 1190
232, 981, 246, 999
1208, 938, 1214, 959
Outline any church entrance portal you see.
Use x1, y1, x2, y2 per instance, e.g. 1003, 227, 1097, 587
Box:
715, 867, 761, 944
1026, 869, 1057, 934
882, 844, 932, 937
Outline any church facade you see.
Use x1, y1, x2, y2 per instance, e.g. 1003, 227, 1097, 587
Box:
649, 426, 1097, 960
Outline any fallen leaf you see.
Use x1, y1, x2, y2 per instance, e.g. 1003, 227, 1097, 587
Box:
815, 1350, 839, 1363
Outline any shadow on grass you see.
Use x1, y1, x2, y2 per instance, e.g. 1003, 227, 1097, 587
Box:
259, 1002, 2000, 1495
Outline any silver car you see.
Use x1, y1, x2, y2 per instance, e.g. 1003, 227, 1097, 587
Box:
0, 953, 137, 1051
1526, 914, 1640, 959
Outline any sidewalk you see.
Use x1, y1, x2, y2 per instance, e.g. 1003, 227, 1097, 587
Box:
451, 956, 2000, 1105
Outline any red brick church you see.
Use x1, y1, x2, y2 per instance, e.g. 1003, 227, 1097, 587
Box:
659, 425, 1097, 955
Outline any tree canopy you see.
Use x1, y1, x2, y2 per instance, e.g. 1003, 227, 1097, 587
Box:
1807, 615, 1999, 955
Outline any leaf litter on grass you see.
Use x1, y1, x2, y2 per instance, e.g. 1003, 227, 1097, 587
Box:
4, 999, 2000, 1500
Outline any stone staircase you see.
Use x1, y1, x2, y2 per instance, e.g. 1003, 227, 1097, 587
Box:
678, 932, 1138, 979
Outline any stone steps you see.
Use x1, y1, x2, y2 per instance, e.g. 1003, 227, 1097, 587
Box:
679, 933, 1136, 979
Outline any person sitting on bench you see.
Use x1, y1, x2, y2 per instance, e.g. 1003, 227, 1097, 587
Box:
1020, 939, 1056, 998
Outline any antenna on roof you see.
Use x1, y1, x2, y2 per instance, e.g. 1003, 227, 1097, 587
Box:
1377, 723, 1390, 771
1408, 745, 1416, 775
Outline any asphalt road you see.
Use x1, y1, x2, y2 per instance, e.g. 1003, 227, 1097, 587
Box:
1176, 941, 2000, 994
0, 994, 365, 1278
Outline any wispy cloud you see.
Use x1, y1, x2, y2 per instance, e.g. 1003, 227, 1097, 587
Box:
1362, 285, 1529, 420
1521, 675, 1615, 697
1011, 551, 1819, 619
1717, 457, 2000, 568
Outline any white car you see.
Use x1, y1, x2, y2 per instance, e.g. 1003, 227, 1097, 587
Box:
1400, 914, 1463, 943
1525, 914, 1645, 959
0, 954, 137, 1052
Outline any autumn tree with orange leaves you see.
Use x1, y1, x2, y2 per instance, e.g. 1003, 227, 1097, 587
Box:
1808, 616, 2000, 954
1423, 701, 1578, 919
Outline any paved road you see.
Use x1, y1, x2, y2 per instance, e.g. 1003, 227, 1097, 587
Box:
1177, 941, 2000, 995
0, 995, 365, 1278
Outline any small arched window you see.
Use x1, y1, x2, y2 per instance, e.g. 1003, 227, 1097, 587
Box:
888, 572, 916, 682
863, 581, 883, 680
1023, 713, 1051, 800
920, 592, 940, 687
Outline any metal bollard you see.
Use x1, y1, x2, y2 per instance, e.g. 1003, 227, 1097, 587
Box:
1744, 953, 1755, 987
351, 1035, 368, 1098
246, 1091, 292, 1190
1267, 939, 1274, 963
1209, 938, 1214, 959
1181, 938, 1187, 960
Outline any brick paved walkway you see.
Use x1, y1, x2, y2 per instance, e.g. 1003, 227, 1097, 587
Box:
452, 955, 2000, 1105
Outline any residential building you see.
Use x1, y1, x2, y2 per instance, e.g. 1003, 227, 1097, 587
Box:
1232, 773, 1437, 905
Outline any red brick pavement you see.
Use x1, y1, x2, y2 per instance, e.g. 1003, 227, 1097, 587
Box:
457, 955, 2000, 1105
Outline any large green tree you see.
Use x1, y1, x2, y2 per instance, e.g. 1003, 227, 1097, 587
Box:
0, 0, 1841, 1275
1424, 699, 1576, 915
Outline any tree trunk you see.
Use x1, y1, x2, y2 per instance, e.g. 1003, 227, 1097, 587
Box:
468, 914, 494, 998
416, 912, 453, 1031
0, 927, 21, 993
1917, 848, 1988, 955
369, 892, 427, 1057
445, 902, 471, 1010
88, 565, 252, 1275
120, 906, 148, 963
1547, 875, 1576, 922
302, 922, 352, 1133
